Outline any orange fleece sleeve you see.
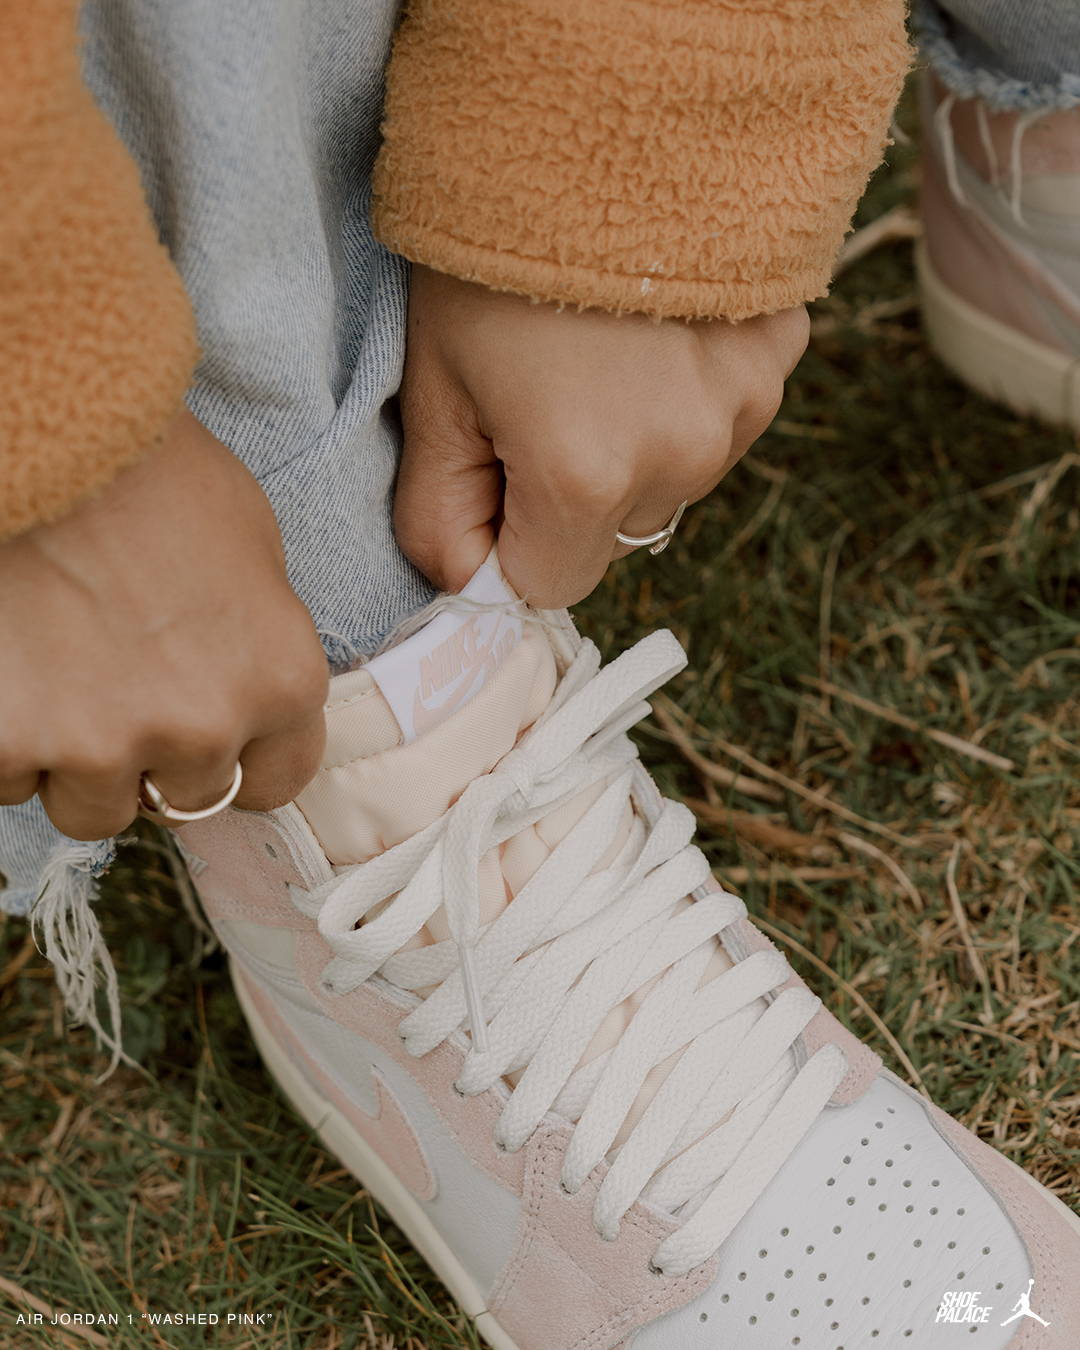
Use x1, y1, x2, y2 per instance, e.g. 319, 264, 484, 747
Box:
373, 0, 910, 322
0, 1, 198, 539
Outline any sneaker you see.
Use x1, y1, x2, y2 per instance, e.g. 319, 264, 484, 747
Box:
918, 76, 1080, 430
177, 559, 1080, 1348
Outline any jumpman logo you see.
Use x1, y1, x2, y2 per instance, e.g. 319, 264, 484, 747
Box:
1000, 1279, 1051, 1329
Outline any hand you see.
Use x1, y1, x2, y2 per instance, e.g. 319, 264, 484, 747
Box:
0, 409, 329, 841
395, 265, 809, 607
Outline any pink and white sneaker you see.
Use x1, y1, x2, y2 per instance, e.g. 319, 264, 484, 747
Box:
919, 78, 1080, 430
177, 561, 1080, 1348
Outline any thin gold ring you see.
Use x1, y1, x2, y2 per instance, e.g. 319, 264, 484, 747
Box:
615, 501, 688, 556
137, 762, 243, 826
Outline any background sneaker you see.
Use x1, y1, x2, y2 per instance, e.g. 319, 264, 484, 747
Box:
918, 76, 1080, 430
177, 561, 1080, 1349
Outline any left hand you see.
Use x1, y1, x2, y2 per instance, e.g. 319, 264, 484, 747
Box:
394, 264, 809, 608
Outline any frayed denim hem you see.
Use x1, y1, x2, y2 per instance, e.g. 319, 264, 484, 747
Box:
914, 1, 1080, 112
1, 832, 116, 917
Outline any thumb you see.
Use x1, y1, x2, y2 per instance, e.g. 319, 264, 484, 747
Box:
395, 370, 502, 593
497, 443, 623, 609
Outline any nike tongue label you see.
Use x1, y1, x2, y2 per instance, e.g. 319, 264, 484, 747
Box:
366, 564, 524, 743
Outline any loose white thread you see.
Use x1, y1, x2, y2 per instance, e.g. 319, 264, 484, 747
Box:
935, 93, 969, 208
32, 844, 132, 1080
975, 101, 1000, 184
1008, 110, 1043, 228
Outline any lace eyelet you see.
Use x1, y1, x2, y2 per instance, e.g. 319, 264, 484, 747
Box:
558, 1179, 574, 1196
647, 1259, 666, 1276
452, 1081, 467, 1098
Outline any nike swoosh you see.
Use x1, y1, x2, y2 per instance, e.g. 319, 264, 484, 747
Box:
241, 975, 437, 1201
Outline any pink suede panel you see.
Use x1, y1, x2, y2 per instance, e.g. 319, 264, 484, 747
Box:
488, 1124, 718, 1350
729, 916, 881, 1104
239, 968, 436, 1201
177, 809, 314, 930
928, 1104, 1080, 1348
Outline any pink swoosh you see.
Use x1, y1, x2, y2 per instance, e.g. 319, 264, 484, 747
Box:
241, 975, 437, 1201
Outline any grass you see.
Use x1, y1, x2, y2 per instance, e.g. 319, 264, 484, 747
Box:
2, 103, 1078, 1349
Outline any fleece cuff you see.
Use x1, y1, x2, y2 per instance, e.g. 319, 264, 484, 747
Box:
372, 0, 910, 322
0, 0, 198, 539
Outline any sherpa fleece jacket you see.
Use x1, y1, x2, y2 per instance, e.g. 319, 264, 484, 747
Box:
0, 0, 909, 540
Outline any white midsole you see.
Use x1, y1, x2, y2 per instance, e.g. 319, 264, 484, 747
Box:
916, 239, 1080, 431
231, 963, 522, 1350
234, 962, 1080, 1347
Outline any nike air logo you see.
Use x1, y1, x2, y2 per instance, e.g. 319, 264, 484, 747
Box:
412, 615, 519, 736
366, 561, 523, 742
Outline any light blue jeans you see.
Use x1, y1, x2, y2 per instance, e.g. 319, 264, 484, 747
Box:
1, 0, 1079, 917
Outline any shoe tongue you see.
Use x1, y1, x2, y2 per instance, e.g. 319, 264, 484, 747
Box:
295, 560, 559, 866
366, 562, 526, 744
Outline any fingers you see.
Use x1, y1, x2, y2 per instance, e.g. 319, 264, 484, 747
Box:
497, 445, 628, 608
396, 366, 502, 594
25, 618, 329, 838
233, 620, 330, 811
613, 492, 692, 560
142, 735, 246, 818
0, 755, 41, 807
233, 704, 327, 812
37, 754, 143, 842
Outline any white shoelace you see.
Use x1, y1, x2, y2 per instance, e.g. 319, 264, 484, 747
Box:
300, 630, 847, 1275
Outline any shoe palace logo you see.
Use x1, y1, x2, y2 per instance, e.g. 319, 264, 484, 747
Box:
935, 1279, 1051, 1329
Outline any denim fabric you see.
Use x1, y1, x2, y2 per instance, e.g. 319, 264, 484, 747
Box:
0, 0, 431, 915
918, 0, 1080, 110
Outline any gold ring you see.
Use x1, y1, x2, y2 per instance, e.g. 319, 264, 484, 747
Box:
137, 762, 243, 826
615, 501, 688, 556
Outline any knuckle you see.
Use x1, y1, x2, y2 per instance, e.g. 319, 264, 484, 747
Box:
59, 742, 129, 782
0, 749, 30, 783
758, 380, 786, 426
151, 713, 236, 765
270, 650, 329, 716
393, 501, 445, 582
673, 427, 728, 479
48, 807, 135, 843
549, 458, 628, 519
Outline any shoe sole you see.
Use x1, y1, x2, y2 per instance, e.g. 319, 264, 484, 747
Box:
234, 962, 1080, 1346
916, 239, 1080, 432
232, 963, 522, 1350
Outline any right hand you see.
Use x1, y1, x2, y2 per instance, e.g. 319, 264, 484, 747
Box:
0, 408, 329, 841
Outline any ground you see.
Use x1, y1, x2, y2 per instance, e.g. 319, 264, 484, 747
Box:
2, 104, 1078, 1350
